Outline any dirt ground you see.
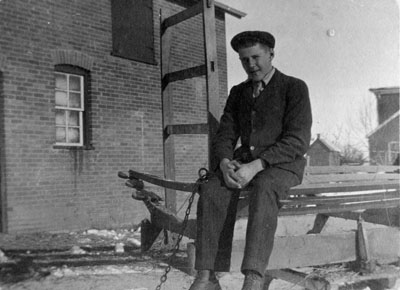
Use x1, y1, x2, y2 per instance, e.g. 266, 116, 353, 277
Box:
1, 216, 399, 290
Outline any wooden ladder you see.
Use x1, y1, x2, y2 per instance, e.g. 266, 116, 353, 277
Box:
160, 0, 220, 213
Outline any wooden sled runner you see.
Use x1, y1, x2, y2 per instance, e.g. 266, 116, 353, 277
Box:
118, 166, 400, 290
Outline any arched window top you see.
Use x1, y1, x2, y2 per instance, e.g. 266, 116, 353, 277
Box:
52, 50, 94, 71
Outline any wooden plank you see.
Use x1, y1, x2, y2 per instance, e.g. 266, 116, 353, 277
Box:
162, 65, 206, 90
305, 165, 400, 175
165, 123, 208, 136
237, 196, 400, 217
265, 269, 330, 290
202, 0, 220, 170
0, 148, 6, 233
267, 266, 400, 290
325, 208, 400, 227
279, 199, 400, 216
229, 227, 400, 270
128, 169, 195, 192
145, 202, 197, 239
281, 190, 400, 206
302, 173, 399, 184
290, 180, 400, 195
161, 1, 203, 34
160, 10, 177, 212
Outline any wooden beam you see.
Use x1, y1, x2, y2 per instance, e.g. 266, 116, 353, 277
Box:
281, 190, 400, 206
146, 203, 197, 239
128, 169, 195, 192
325, 208, 400, 227
238, 198, 400, 217
280, 199, 400, 216
160, 10, 177, 213
302, 173, 399, 184
165, 123, 208, 137
307, 214, 330, 234
229, 227, 400, 270
305, 165, 399, 175
161, 1, 203, 35
0, 148, 6, 233
202, 0, 220, 170
291, 180, 400, 196
265, 269, 330, 290
162, 65, 206, 90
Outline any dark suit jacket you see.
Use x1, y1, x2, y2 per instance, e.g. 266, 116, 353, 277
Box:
212, 69, 312, 180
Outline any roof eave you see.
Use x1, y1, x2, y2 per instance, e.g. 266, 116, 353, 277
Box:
369, 87, 400, 96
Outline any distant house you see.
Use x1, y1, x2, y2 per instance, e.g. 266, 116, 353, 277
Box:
367, 87, 399, 165
307, 134, 341, 166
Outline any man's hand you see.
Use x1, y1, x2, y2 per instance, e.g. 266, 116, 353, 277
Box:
219, 158, 242, 189
220, 158, 265, 189
234, 159, 264, 188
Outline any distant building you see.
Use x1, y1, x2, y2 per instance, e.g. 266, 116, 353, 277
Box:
307, 134, 341, 166
367, 87, 399, 165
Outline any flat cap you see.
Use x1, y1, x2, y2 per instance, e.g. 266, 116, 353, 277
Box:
231, 31, 275, 52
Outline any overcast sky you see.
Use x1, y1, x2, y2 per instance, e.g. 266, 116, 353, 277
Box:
218, 0, 399, 148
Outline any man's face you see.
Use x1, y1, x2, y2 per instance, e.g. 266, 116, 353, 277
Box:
238, 43, 273, 82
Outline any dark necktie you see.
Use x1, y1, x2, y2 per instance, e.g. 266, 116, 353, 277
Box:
253, 81, 263, 98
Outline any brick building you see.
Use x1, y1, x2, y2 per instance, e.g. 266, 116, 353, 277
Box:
306, 134, 341, 166
0, 0, 244, 233
367, 87, 400, 165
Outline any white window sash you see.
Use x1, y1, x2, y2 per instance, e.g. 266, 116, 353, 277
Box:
55, 72, 84, 146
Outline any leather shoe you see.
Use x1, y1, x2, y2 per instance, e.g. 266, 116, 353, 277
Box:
188, 276, 222, 290
241, 271, 263, 290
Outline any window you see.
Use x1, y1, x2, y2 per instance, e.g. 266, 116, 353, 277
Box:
111, 0, 155, 64
54, 65, 91, 148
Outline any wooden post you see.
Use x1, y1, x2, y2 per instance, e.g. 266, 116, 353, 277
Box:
160, 10, 177, 213
202, 0, 220, 170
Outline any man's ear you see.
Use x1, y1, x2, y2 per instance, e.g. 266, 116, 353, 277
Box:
270, 49, 275, 58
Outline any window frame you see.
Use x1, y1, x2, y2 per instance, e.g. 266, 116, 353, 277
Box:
53, 65, 92, 149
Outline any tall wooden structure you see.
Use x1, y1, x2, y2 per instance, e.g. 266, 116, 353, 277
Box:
160, 0, 220, 212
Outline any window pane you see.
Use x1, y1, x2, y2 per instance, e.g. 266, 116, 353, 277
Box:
68, 128, 80, 143
56, 127, 66, 142
55, 110, 66, 125
55, 91, 68, 107
68, 111, 80, 126
55, 74, 67, 90
69, 75, 81, 91
69, 92, 81, 108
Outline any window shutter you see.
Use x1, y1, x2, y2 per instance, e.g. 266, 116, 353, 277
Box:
111, 0, 155, 64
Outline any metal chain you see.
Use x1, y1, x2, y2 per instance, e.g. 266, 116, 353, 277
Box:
155, 169, 209, 290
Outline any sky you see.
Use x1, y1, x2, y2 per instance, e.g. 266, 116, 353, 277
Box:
218, 0, 399, 150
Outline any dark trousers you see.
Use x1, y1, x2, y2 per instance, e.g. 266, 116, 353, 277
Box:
194, 167, 300, 275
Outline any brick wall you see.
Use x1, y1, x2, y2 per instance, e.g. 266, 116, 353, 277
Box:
0, 0, 228, 233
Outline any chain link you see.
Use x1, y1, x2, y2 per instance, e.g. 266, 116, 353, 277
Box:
155, 169, 209, 290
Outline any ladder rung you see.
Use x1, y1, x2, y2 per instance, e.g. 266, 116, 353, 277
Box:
162, 64, 206, 90
165, 123, 208, 137
161, 1, 203, 35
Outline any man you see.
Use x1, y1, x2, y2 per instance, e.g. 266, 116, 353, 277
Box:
189, 31, 312, 290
